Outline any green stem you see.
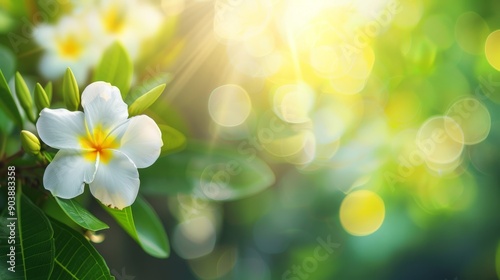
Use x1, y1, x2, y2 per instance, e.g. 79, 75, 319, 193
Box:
2, 149, 24, 164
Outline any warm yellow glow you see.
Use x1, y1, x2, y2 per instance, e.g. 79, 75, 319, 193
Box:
331, 75, 367, 95
340, 190, 385, 236
273, 83, 315, 123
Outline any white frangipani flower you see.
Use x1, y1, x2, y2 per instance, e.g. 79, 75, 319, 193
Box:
33, 14, 104, 83
36, 82, 163, 209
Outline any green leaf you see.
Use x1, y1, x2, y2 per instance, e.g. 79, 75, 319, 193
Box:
127, 71, 171, 103
43, 151, 55, 162
54, 197, 109, 231
128, 84, 166, 116
132, 196, 170, 258
49, 218, 113, 280
93, 42, 133, 98
159, 124, 186, 155
140, 142, 276, 200
0, 70, 22, 127
0, 105, 14, 135
102, 195, 169, 258
14, 72, 35, 123
0, 192, 55, 279
44, 82, 53, 102
62, 68, 80, 111
34, 83, 50, 114
0, 44, 16, 80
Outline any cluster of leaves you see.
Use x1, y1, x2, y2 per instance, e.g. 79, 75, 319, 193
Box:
0, 41, 277, 279
0, 42, 180, 278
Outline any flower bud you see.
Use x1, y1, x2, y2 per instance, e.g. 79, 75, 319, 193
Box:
20, 130, 41, 155
62, 68, 80, 111
34, 83, 50, 113
15, 72, 36, 122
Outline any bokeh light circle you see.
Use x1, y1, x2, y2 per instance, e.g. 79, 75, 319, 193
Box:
172, 217, 217, 260
486, 30, 500, 70
455, 12, 489, 55
340, 190, 385, 236
416, 116, 464, 164
446, 97, 491, 145
208, 84, 252, 127
273, 83, 315, 123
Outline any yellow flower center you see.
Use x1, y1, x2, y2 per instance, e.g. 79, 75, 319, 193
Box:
80, 126, 119, 164
103, 6, 126, 33
57, 36, 81, 58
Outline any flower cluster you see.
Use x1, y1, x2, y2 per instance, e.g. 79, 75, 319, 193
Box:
33, 0, 163, 83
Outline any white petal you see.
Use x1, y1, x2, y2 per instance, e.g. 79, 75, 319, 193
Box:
33, 24, 56, 50
43, 150, 98, 199
37, 108, 87, 150
89, 150, 139, 209
81, 81, 128, 132
110, 115, 163, 168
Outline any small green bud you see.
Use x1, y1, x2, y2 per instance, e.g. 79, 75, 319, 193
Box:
34, 83, 50, 114
128, 84, 166, 116
15, 72, 36, 123
62, 68, 80, 111
20, 130, 41, 155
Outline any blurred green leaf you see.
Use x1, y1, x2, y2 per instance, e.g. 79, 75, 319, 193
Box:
0, 192, 55, 279
34, 83, 50, 114
49, 219, 113, 280
127, 70, 171, 103
54, 197, 109, 231
44, 82, 53, 102
14, 72, 35, 123
102, 195, 169, 258
140, 142, 276, 200
93, 42, 133, 98
132, 196, 170, 258
0, 44, 16, 80
0, 70, 21, 128
62, 68, 80, 111
128, 84, 166, 116
159, 124, 186, 155
0, 103, 13, 134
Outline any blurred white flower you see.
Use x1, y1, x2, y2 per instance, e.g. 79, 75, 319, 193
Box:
34, 0, 163, 81
88, 0, 163, 58
33, 14, 103, 83
36, 82, 163, 209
